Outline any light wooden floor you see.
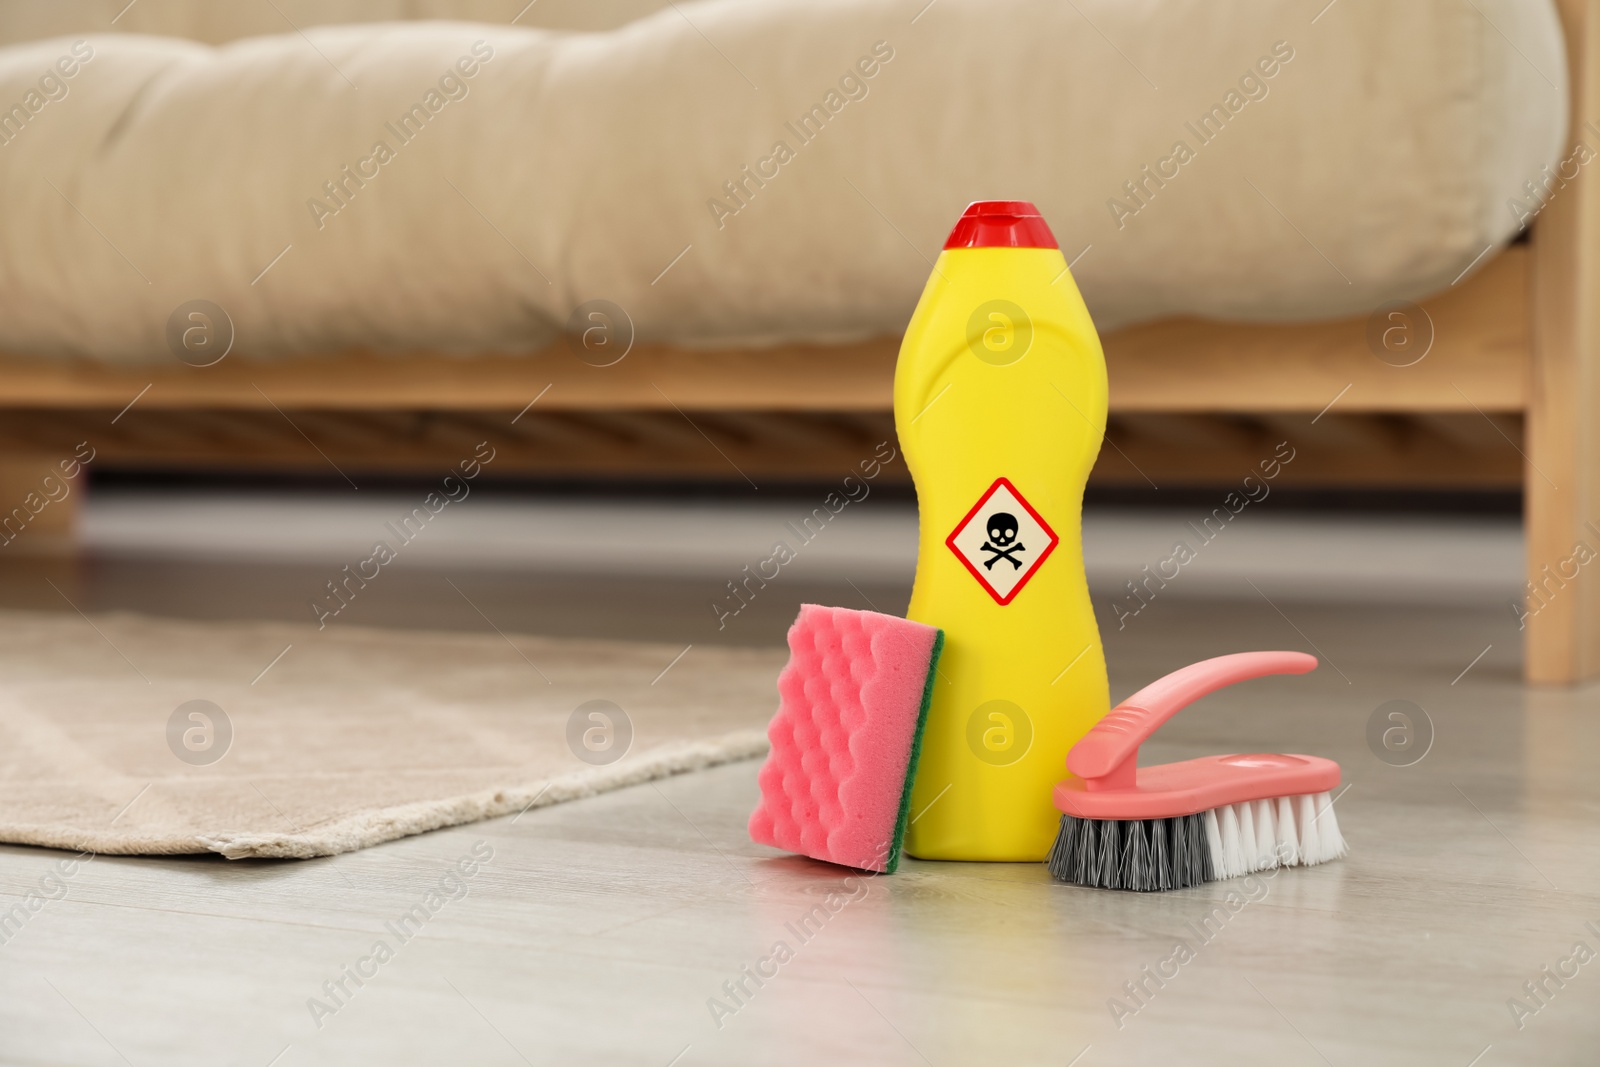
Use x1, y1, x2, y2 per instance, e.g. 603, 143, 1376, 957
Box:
1, 501, 1597, 1065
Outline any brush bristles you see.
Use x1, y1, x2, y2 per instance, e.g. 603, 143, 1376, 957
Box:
1208, 790, 1349, 880
1048, 791, 1347, 892
1048, 813, 1211, 891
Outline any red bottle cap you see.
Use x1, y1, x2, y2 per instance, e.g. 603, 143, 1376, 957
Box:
942, 200, 1058, 250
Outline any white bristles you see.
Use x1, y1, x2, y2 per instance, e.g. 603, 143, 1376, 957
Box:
1310, 791, 1349, 865
1204, 791, 1347, 880
1274, 794, 1299, 866
1296, 793, 1320, 865
1218, 803, 1247, 877
1252, 798, 1277, 870
1204, 807, 1225, 879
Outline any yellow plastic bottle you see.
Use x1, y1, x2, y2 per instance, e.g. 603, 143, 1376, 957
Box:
897, 200, 1109, 861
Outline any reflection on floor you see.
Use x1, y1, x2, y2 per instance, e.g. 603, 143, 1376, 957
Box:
0, 486, 1525, 647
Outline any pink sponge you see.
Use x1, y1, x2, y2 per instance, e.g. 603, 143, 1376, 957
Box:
748, 604, 945, 873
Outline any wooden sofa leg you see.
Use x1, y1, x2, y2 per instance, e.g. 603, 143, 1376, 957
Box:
1526, 200, 1600, 684
1526, 0, 1600, 684
0, 456, 82, 556
1522, 435, 1600, 684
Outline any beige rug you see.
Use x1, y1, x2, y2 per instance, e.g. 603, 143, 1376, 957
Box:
0, 610, 782, 859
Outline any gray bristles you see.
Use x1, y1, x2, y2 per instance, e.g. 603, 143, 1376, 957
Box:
1048, 791, 1347, 892
1048, 813, 1211, 891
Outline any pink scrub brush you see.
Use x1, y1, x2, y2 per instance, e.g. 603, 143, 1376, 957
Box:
1049, 651, 1347, 891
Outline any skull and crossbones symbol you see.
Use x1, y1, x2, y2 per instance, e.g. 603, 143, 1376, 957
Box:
979, 511, 1026, 571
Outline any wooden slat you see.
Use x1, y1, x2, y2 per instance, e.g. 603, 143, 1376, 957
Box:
0, 340, 900, 413
0, 406, 1525, 490
0, 246, 1528, 414
1104, 245, 1528, 413
1097, 412, 1523, 489
0, 408, 904, 482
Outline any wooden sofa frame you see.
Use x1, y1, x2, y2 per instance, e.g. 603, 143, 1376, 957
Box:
1, 0, 1596, 683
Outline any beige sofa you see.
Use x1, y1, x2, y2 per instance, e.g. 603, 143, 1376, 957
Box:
0, 0, 1594, 683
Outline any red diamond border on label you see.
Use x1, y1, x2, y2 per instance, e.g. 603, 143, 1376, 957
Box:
944, 476, 1059, 606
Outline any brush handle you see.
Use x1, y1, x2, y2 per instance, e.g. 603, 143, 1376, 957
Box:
1066, 651, 1317, 788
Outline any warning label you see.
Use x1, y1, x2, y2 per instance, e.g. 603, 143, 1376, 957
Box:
945, 478, 1058, 605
